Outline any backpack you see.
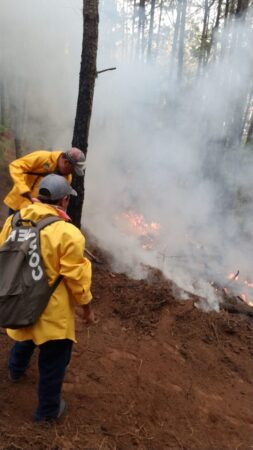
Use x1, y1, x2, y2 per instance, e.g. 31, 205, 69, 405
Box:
0, 213, 63, 329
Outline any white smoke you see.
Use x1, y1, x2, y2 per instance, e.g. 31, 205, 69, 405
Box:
1, 0, 253, 308
86, 3, 253, 309
0, 0, 81, 147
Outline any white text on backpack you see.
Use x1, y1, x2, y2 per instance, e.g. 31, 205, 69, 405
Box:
6, 229, 43, 281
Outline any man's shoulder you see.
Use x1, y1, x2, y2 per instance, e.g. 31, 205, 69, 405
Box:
22, 150, 62, 160
50, 219, 84, 239
24, 150, 51, 158
53, 221, 85, 249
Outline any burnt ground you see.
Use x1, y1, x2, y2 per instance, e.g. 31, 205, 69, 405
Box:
0, 148, 253, 449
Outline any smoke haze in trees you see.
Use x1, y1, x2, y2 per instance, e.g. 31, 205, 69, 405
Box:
0, 0, 82, 146
1, 0, 253, 308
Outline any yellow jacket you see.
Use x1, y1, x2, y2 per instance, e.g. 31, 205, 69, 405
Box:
4, 150, 72, 211
0, 203, 92, 345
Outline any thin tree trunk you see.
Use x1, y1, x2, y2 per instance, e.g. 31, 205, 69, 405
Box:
177, 0, 187, 82
130, 0, 137, 61
246, 114, 253, 144
155, 0, 163, 61
198, 0, 210, 74
136, 0, 146, 61
170, 0, 182, 80
208, 0, 223, 62
240, 85, 253, 142
67, 0, 99, 228
147, 0, 156, 60
236, 0, 249, 17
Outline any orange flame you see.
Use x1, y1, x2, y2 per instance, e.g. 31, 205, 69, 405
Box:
226, 272, 253, 307
121, 210, 160, 236
114, 209, 161, 249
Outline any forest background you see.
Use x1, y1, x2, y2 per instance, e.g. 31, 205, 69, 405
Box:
0, 0, 253, 308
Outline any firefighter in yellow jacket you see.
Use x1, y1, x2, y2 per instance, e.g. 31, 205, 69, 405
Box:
4, 147, 86, 214
0, 174, 93, 421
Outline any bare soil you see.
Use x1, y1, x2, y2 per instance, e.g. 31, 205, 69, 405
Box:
0, 154, 253, 450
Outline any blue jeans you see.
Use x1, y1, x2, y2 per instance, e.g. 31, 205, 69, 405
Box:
8, 339, 73, 420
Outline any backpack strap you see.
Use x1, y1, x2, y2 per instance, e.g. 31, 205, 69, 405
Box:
36, 215, 64, 231
36, 215, 65, 292
11, 213, 63, 230
11, 211, 21, 228
11, 213, 64, 292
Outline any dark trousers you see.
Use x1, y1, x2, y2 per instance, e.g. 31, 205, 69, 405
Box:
8, 339, 73, 420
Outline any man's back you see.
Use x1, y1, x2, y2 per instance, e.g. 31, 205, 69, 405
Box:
0, 202, 92, 344
4, 150, 71, 211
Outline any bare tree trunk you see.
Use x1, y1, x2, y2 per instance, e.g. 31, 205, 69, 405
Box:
244, 86, 253, 144
246, 114, 253, 144
147, 0, 156, 60
198, 0, 210, 73
136, 0, 146, 61
239, 84, 253, 142
236, 0, 249, 17
209, 0, 223, 62
170, 0, 182, 80
177, 0, 187, 82
130, 0, 137, 61
155, 0, 164, 61
67, 0, 99, 228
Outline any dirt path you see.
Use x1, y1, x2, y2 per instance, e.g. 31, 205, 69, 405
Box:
0, 255, 252, 450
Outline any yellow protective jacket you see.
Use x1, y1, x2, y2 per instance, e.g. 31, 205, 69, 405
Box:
4, 150, 72, 211
0, 203, 92, 345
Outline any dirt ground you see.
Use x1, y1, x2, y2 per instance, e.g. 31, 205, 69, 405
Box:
0, 151, 253, 449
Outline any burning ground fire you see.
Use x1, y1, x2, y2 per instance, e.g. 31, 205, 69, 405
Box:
224, 271, 253, 307
114, 209, 161, 249
114, 211, 253, 308
211, 270, 253, 307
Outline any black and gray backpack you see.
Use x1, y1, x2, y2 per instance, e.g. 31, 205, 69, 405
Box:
0, 213, 63, 329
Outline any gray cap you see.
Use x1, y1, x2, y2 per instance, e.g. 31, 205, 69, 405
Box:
38, 174, 77, 200
65, 147, 86, 176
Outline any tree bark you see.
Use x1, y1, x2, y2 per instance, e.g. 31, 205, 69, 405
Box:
208, 0, 223, 62
170, 0, 182, 80
246, 113, 253, 144
147, 0, 156, 60
177, 0, 187, 82
155, 0, 164, 61
136, 0, 146, 61
197, 0, 210, 73
67, 0, 99, 228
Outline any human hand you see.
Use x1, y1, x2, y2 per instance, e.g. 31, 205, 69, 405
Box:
82, 308, 96, 325
78, 303, 97, 325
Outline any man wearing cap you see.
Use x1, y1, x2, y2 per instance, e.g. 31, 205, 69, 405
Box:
4, 148, 86, 214
0, 174, 93, 421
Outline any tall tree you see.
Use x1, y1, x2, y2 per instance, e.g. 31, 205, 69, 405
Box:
67, 0, 99, 228
170, 0, 187, 81
246, 114, 253, 144
136, 0, 146, 61
147, 0, 156, 60
197, 0, 210, 73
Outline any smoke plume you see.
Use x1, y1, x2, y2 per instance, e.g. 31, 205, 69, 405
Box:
1, 0, 253, 308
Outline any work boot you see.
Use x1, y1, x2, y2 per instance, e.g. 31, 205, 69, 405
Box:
34, 399, 67, 422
